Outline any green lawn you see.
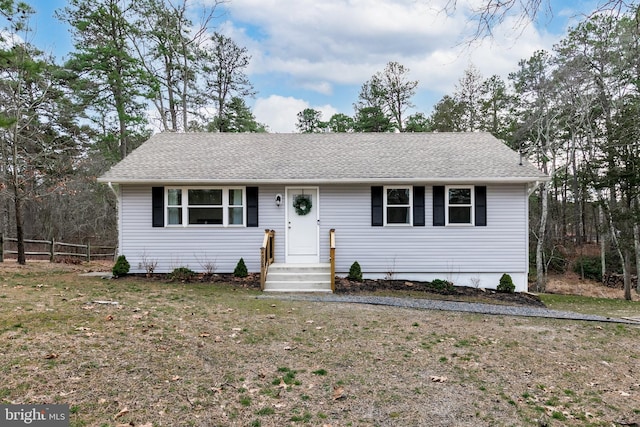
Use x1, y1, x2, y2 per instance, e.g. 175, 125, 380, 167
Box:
539, 293, 640, 319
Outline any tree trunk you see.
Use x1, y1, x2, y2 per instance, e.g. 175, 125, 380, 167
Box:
634, 221, 640, 293
10, 126, 25, 265
601, 195, 630, 300
599, 205, 606, 282
623, 248, 632, 301
118, 100, 128, 159
164, 57, 178, 132
14, 193, 25, 265
113, 58, 128, 159
571, 141, 581, 243
181, 43, 189, 132
536, 182, 548, 292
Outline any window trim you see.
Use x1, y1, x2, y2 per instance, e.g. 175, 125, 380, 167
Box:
383, 185, 413, 226
165, 186, 246, 227
445, 185, 474, 226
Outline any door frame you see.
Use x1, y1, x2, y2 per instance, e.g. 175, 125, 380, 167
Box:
285, 186, 320, 263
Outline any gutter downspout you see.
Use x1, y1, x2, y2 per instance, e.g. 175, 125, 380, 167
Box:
107, 182, 118, 198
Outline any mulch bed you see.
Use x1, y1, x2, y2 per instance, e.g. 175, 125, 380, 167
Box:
334, 277, 546, 307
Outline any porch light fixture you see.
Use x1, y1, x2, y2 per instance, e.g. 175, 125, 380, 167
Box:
275, 194, 282, 207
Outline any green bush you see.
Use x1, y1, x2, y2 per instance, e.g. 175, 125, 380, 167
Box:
429, 279, 455, 292
169, 266, 196, 282
347, 261, 362, 281
234, 258, 248, 278
573, 255, 603, 281
112, 255, 130, 277
497, 273, 515, 293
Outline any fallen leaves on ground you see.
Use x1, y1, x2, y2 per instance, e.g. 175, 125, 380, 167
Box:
114, 408, 129, 419
332, 385, 345, 400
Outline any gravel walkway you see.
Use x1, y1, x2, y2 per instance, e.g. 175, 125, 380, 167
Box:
258, 294, 640, 325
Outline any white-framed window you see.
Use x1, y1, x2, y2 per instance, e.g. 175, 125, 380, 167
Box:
166, 187, 246, 227
384, 186, 412, 225
446, 185, 474, 225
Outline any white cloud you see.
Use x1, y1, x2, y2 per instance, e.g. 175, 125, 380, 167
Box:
316, 104, 339, 123
253, 95, 305, 133
223, 0, 558, 91
215, 0, 570, 129
253, 95, 338, 133
0, 29, 24, 48
224, 0, 465, 84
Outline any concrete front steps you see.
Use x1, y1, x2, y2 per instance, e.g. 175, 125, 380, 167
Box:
263, 263, 332, 292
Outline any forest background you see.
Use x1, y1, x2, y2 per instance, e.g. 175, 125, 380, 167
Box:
1, 0, 639, 298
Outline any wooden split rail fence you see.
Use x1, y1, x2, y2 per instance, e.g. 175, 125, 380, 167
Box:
0, 235, 116, 263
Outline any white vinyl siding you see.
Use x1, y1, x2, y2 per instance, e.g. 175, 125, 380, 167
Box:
118, 183, 530, 290
119, 185, 284, 273
318, 184, 529, 290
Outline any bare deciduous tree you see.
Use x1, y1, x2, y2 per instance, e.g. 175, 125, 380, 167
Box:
444, 0, 632, 40
356, 62, 418, 132
200, 33, 256, 132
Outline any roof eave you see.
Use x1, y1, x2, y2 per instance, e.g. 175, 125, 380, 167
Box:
97, 176, 549, 185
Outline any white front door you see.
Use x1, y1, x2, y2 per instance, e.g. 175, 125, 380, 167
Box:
286, 187, 319, 263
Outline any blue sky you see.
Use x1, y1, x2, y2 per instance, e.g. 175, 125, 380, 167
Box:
26, 0, 597, 132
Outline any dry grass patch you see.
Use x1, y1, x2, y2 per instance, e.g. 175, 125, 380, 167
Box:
547, 272, 640, 301
0, 262, 639, 426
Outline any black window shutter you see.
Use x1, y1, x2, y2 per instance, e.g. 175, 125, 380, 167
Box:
413, 186, 425, 226
152, 187, 164, 227
475, 186, 487, 226
246, 187, 259, 227
371, 186, 383, 226
433, 186, 445, 226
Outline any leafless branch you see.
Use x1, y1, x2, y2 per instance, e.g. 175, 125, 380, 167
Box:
444, 0, 633, 43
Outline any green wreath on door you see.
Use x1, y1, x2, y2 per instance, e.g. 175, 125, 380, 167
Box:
293, 194, 312, 215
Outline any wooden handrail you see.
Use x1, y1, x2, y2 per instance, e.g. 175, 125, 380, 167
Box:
260, 229, 275, 290
329, 229, 336, 292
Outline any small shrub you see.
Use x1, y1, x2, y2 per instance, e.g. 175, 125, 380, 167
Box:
573, 256, 602, 281
170, 266, 196, 282
348, 261, 363, 281
429, 279, 454, 292
141, 253, 158, 277
112, 255, 130, 277
234, 258, 248, 278
497, 273, 515, 293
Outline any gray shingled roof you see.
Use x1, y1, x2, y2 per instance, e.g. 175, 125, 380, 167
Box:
98, 132, 547, 184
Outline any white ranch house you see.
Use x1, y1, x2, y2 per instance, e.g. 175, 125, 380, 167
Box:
98, 132, 547, 292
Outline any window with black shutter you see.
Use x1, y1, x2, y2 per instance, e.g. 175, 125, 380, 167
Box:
433, 185, 487, 226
